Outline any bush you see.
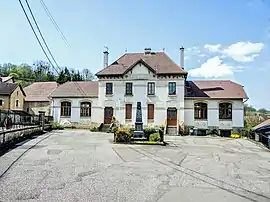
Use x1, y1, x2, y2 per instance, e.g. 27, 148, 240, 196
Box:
129, 127, 135, 134
149, 132, 161, 142
114, 127, 132, 143
51, 122, 64, 130
144, 127, 157, 139
110, 126, 118, 133
90, 126, 99, 132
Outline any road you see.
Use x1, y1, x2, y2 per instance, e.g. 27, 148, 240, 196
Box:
0, 130, 270, 202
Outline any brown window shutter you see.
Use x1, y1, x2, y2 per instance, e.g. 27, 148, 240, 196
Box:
148, 104, 154, 120
125, 104, 132, 119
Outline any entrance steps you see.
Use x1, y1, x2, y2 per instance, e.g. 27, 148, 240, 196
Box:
166, 126, 177, 135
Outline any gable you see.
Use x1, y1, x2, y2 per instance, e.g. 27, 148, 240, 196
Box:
124, 61, 156, 80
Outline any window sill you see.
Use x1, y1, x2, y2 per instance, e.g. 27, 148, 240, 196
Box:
219, 119, 232, 121
168, 94, 177, 97
105, 94, 113, 97
125, 94, 133, 97
147, 94, 156, 97
194, 119, 208, 121
148, 119, 154, 122
80, 116, 91, 118
60, 116, 71, 118
125, 119, 132, 122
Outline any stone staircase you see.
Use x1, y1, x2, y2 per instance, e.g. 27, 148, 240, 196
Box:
166, 126, 178, 136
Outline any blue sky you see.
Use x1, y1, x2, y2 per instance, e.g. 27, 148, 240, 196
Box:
0, 0, 269, 109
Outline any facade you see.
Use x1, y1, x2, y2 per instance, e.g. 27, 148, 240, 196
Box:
50, 48, 248, 135
49, 81, 102, 125
23, 82, 58, 116
0, 82, 26, 111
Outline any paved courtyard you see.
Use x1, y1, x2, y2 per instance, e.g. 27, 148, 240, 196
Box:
0, 130, 270, 202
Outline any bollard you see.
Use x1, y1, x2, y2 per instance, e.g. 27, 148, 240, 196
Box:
255, 132, 259, 141
39, 111, 45, 131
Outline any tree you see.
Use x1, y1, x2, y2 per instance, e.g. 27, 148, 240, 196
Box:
82, 68, 95, 81
258, 108, 268, 114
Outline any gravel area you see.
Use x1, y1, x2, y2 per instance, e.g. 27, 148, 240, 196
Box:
0, 130, 269, 202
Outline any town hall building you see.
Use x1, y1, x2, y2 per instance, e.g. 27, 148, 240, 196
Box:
49, 47, 248, 135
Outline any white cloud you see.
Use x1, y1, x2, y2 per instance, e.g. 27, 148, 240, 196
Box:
203, 42, 264, 62
188, 56, 234, 78
204, 44, 221, 52
223, 42, 264, 62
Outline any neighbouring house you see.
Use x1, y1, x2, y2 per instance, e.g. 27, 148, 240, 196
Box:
0, 82, 26, 111
49, 81, 100, 125
0, 76, 14, 83
50, 48, 248, 135
23, 82, 58, 116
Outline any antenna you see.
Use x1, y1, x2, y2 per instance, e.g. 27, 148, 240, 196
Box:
125, 48, 127, 53
104, 46, 108, 52
162, 48, 165, 52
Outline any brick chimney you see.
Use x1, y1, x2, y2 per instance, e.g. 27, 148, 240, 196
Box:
180, 46, 184, 69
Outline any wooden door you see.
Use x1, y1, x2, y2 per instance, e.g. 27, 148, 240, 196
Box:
104, 107, 113, 124
167, 108, 177, 126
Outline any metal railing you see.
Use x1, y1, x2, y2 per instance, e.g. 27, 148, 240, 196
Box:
0, 109, 53, 131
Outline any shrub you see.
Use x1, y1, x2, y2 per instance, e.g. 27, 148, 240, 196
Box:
144, 127, 157, 139
114, 127, 132, 143
149, 132, 161, 142
90, 126, 99, 132
129, 127, 135, 134
110, 126, 118, 133
51, 122, 64, 130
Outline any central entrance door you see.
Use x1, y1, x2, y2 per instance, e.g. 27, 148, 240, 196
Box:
167, 107, 177, 126
104, 107, 113, 124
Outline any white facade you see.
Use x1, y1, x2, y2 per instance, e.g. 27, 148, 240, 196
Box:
184, 99, 244, 130
51, 97, 103, 125
98, 63, 185, 128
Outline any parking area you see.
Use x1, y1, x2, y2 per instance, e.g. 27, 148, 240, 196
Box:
0, 130, 270, 202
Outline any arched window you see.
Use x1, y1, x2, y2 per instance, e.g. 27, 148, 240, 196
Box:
194, 102, 207, 119
219, 103, 232, 119
80, 102, 91, 117
61, 101, 71, 117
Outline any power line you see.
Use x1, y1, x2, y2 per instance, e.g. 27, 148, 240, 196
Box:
40, 0, 71, 48
18, 0, 59, 74
24, 0, 61, 73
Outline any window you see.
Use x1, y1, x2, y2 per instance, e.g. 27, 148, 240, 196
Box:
80, 102, 91, 117
106, 83, 113, 95
167, 108, 177, 119
168, 82, 176, 95
15, 100, 19, 107
125, 82, 133, 95
125, 104, 132, 119
147, 104, 154, 120
194, 102, 207, 119
219, 103, 232, 119
147, 82, 155, 95
61, 101, 71, 117
0, 100, 3, 106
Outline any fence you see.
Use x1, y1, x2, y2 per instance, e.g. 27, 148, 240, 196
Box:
0, 109, 53, 131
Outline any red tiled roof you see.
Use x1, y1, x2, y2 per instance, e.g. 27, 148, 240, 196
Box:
49, 81, 98, 98
24, 82, 58, 101
185, 80, 248, 99
96, 52, 187, 76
